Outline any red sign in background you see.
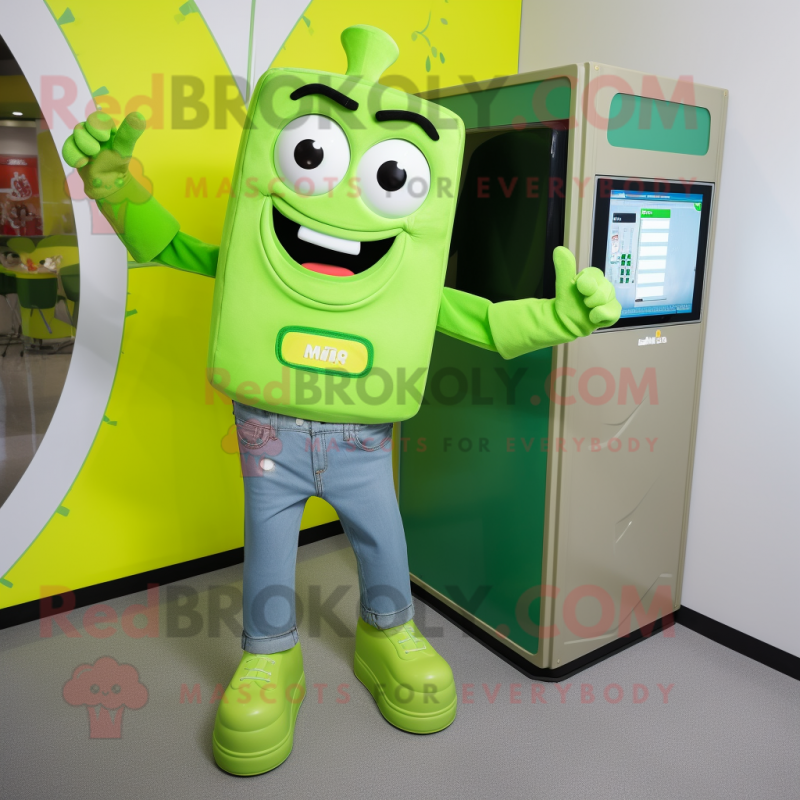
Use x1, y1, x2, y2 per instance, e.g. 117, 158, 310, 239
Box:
0, 155, 42, 237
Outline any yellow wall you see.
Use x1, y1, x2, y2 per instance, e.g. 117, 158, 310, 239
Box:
0, 0, 521, 608
37, 125, 75, 235
275, 0, 521, 85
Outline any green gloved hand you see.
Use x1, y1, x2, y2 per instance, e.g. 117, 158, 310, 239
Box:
62, 111, 146, 200
61, 110, 179, 263
552, 245, 622, 336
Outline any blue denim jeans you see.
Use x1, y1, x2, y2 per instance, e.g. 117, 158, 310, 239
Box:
233, 402, 415, 655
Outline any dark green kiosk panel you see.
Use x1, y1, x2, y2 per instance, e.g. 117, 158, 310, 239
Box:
401, 337, 552, 657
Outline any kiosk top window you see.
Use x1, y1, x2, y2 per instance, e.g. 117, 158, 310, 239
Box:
448, 125, 568, 304
591, 177, 713, 329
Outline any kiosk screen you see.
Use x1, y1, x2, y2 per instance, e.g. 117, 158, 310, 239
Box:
592, 177, 713, 329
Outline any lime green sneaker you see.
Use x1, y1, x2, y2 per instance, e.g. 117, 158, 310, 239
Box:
212, 643, 305, 776
354, 618, 457, 734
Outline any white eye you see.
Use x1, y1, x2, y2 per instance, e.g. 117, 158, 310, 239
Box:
274, 115, 350, 196
357, 139, 430, 218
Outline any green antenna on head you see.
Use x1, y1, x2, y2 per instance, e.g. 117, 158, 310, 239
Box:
341, 25, 399, 82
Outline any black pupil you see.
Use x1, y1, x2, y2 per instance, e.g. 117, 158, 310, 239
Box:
294, 139, 323, 169
377, 161, 407, 192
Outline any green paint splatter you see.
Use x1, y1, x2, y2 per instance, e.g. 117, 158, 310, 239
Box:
412, 12, 432, 44
102, 415, 118, 426
125, 309, 138, 317
412, 11, 446, 73
302, 15, 311, 27
57, 8, 75, 25
179, 0, 199, 14
0, 577, 13, 589
56, 506, 70, 517
92, 86, 109, 98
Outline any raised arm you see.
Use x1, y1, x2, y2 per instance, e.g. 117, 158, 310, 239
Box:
436, 247, 621, 359
62, 111, 218, 277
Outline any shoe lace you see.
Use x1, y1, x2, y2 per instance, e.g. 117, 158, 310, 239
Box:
396, 623, 427, 654
239, 655, 276, 683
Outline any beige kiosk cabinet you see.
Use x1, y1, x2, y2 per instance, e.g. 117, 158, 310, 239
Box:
399, 64, 727, 678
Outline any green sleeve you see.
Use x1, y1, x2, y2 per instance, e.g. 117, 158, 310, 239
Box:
152, 232, 219, 278
95, 177, 180, 263
95, 176, 218, 277
437, 286, 578, 360
435, 287, 498, 351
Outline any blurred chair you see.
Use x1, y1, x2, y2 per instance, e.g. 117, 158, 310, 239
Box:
55, 262, 80, 327
16, 272, 58, 343
0, 261, 22, 357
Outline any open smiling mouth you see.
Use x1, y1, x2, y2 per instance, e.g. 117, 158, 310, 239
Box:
272, 206, 396, 277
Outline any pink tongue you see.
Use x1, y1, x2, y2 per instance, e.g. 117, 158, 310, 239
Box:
302, 262, 354, 277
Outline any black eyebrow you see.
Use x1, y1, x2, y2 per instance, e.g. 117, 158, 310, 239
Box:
289, 83, 358, 111
375, 110, 439, 141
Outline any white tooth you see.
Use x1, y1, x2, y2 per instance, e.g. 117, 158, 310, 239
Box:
298, 226, 361, 256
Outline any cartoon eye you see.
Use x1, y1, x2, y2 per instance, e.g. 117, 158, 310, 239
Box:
357, 139, 430, 219
111, 684, 121, 694
90, 684, 100, 694
274, 115, 350, 197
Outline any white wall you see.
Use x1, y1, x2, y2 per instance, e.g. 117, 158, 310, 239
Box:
520, 0, 800, 657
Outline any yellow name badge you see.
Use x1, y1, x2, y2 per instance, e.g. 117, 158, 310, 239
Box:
276, 327, 374, 378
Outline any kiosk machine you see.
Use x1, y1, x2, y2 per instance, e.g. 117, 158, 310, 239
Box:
399, 64, 727, 679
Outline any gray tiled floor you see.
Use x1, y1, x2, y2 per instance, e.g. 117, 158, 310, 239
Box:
0, 341, 71, 506
1, 533, 798, 800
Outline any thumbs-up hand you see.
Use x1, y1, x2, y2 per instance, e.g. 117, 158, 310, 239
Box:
62, 111, 147, 201
552, 246, 621, 336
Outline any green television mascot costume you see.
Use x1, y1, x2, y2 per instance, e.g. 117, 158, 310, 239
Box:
64, 26, 620, 775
